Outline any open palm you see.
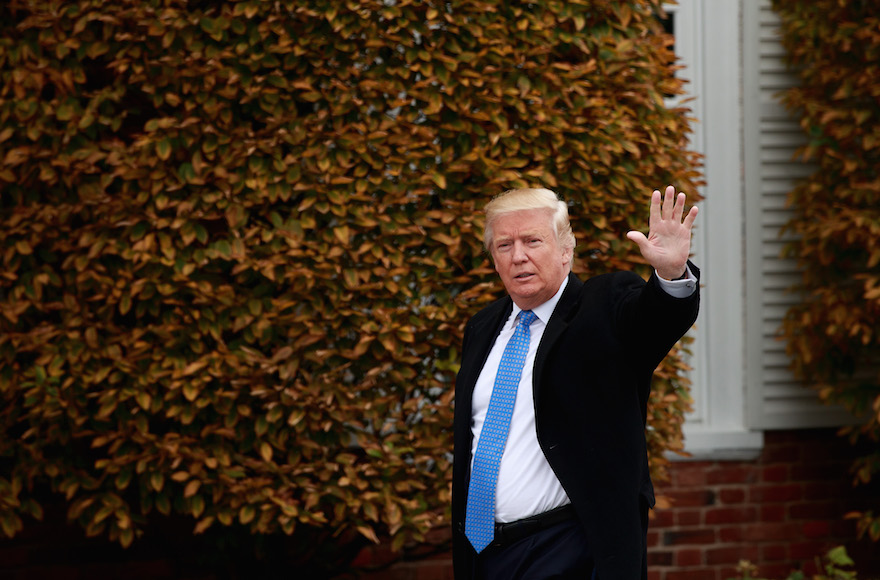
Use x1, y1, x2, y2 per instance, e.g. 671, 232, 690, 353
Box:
625, 185, 698, 280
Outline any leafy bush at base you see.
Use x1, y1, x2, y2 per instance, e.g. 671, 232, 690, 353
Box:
729, 546, 857, 580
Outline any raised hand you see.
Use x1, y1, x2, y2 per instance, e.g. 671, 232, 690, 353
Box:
625, 185, 698, 280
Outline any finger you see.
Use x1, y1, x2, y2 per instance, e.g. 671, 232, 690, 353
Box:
672, 192, 686, 223
649, 189, 662, 228
682, 204, 699, 230
662, 185, 675, 220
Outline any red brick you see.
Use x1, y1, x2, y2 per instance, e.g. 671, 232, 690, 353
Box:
676, 465, 709, 487
757, 563, 800, 579
718, 525, 745, 543
676, 548, 704, 567
790, 462, 846, 482
718, 487, 746, 504
762, 543, 788, 561
802, 520, 831, 538
762, 465, 789, 483
647, 530, 661, 548
705, 507, 758, 525
829, 518, 857, 537
788, 501, 837, 520
761, 504, 786, 522
706, 545, 760, 566
743, 523, 801, 541
748, 484, 802, 503
664, 528, 717, 546
706, 466, 756, 485
789, 540, 827, 560
802, 481, 841, 499
761, 444, 802, 463
652, 508, 675, 528
648, 571, 662, 580
677, 509, 702, 526
649, 551, 674, 566
666, 489, 716, 508
666, 568, 719, 580
787, 438, 835, 461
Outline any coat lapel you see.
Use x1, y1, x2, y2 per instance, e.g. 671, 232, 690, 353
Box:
459, 272, 582, 410
459, 298, 512, 400
532, 273, 583, 407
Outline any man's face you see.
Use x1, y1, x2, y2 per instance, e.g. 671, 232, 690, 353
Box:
489, 209, 572, 311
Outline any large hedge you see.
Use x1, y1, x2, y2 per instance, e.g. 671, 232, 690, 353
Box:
0, 0, 700, 571
772, 0, 880, 542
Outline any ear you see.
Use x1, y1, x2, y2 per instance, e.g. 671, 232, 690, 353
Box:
488, 248, 500, 274
561, 245, 573, 266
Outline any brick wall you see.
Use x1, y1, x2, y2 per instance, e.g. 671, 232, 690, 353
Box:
647, 429, 880, 580
358, 428, 880, 579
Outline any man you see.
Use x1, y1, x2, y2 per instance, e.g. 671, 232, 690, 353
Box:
452, 186, 700, 579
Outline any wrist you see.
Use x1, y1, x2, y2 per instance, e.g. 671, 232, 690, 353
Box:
658, 267, 688, 281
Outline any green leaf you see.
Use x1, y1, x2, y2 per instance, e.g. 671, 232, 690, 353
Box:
56, 103, 75, 121
826, 546, 854, 567
215, 240, 231, 257
156, 139, 172, 160
239, 505, 255, 525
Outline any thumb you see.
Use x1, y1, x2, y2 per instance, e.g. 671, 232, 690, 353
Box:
626, 230, 647, 248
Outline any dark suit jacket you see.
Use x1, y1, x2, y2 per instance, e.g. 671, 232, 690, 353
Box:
452, 265, 700, 580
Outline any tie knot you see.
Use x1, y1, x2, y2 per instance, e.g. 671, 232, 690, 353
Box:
518, 310, 537, 327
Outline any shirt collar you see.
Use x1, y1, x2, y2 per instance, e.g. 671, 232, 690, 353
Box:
511, 274, 570, 326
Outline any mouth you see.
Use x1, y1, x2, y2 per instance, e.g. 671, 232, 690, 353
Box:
514, 273, 534, 280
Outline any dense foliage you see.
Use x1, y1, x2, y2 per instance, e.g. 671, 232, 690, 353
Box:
0, 0, 700, 569
772, 0, 880, 542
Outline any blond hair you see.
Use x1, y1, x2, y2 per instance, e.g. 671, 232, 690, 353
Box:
483, 188, 576, 261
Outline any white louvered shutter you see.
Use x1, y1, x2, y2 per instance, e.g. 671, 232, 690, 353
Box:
742, 0, 855, 429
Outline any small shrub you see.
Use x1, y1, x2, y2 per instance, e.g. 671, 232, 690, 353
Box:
729, 546, 856, 580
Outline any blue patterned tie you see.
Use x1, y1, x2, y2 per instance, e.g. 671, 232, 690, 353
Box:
465, 309, 537, 553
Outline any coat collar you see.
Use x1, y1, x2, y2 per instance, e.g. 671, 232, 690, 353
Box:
461, 272, 583, 402
532, 272, 582, 405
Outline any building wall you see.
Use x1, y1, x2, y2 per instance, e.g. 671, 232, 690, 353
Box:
648, 429, 880, 580
355, 428, 880, 580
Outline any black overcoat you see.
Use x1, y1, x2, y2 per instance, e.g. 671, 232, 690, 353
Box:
452, 265, 700, 579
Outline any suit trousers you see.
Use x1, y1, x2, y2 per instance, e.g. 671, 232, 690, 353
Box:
474, 517, 595, 580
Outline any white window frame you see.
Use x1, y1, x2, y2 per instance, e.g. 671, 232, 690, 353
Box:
665, 0, 764, 459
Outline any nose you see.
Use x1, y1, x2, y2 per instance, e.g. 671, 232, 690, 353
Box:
512, 241, 528, 263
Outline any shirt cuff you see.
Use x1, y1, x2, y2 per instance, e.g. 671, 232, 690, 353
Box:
655, 264, 698, 298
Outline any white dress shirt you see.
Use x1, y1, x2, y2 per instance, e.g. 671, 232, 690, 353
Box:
469, 267, 697, 523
